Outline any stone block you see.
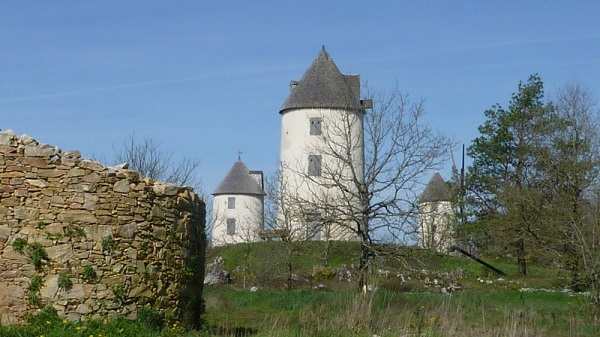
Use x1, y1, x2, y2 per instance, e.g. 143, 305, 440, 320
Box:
68, 167, 87, 177
118, 223, 137, 239
75, 303, 92, 314
59, 210, 97, 224
79, 160, 104, 171
26, 179, 48, 188
40, 275, 59, 299
23, 157, 49, 168
46, 244, 74, 263
0, 133, 15, 146
24, 145, 57, 157
65, 284, 85, 300
113, 179, 130, 193
0, 226, 10, 241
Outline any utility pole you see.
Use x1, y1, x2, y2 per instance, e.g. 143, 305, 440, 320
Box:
460, 144, 465, 226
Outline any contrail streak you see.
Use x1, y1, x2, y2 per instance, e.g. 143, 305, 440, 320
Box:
0, 63, 298, 103
0, 77, 208, 103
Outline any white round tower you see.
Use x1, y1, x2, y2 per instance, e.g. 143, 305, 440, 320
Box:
278, 47, 368, 241
211, 160, 265, 246
418, 173, 454, 252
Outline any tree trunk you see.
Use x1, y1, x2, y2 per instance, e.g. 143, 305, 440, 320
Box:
358, 242, 370, 289
322, 237, 331, 266
517, 238, 527, 276
287, 260, 293, 290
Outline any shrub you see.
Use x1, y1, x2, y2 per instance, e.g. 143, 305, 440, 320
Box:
102, 235, 116, 253
28, 243, 49, 270
12, 238, 27, 253
26, 305, 59, 325
312, 266, 337, 281
27, 274, 44, 306
137, 306, 165, 330
58, 272, 73, 291
81, 265, 97, 283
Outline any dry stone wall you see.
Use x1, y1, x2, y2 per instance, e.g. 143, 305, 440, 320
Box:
0, 130, 205, 325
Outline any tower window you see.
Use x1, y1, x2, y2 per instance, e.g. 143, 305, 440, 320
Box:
227, 197, 236, 209
309, 118, 322, 135
308, 155, 322, 176
306, 211, 322, 240
226, 218, 236, 235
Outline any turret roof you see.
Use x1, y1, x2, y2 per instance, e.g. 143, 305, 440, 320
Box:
280, 47, 361, 113
213, 160, 265, 196
420, 173, 452, 203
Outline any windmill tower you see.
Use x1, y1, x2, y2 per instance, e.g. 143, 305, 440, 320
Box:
278, 47, 371, 240
419, 173, 454, 252
211, 160, 265, 246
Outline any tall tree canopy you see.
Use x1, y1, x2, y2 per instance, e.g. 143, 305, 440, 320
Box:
466, 74, 557, 274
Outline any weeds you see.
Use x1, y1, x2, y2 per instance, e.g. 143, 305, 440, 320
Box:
58, 272, 73, 291
102, 235, 116, 254
137, 306, 166, 330
112, 284, 127, 304
35, 221, 48, 230
27, 274, 44, 307
81, 265, 97, 283
28, 243, 49, 270
64, 224, 86, 238
12, 238, 27, 253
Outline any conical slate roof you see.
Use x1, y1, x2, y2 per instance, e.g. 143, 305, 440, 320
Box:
213, 160, 265, 196
420, 173, 452, 203
280, 47, 361, 113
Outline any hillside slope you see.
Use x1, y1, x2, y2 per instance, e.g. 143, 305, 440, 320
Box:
207, 241, 565, 291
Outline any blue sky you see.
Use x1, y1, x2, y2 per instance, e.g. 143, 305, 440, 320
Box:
2, 1, 600, 193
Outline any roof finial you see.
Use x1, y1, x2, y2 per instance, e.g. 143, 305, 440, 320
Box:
320, 45, 328, 59
237, 150, 243, 161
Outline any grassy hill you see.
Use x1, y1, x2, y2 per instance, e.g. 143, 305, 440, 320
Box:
207, 241, 565, 290
202, 241, 598, 337
2, 241, 597, 337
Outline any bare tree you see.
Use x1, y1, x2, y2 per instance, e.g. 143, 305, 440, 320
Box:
114, 135, 201, 189
581, 188, 600, 304
263, 167, 319, 289
545, 84, 600, 292
282, 91, 452, 287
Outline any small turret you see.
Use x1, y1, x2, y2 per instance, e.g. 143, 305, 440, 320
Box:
211, 160, 265, 246
419, 173, 454, 252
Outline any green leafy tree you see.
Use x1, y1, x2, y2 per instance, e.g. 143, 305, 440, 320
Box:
466, 74, 557, 275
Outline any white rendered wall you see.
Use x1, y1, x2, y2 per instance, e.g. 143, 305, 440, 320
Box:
419, 201, 454, 252
279, 107, 364, 241
211, 194, 264, 246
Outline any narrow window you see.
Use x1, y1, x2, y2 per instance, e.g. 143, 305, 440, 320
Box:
309, 118, 322, 135
226, 218, 236, 235
313, 229, 321, 241
308, 155, 321, 176
306, 211, 322, 240
227, 197, 236, 209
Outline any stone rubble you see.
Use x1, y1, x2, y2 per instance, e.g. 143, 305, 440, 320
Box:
204, 256, 231, 286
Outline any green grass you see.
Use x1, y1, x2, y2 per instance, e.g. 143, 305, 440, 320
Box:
4, 288, 597, 337
202, 286, 598, 337
0, 307, 203, 337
